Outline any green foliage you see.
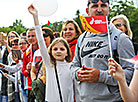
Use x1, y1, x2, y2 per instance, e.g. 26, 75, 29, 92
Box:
129, 8, 138, 42
42, 21, 63, 33
73, 10, 85, 33
109, 0, 135, 19
0, 19, 28, 35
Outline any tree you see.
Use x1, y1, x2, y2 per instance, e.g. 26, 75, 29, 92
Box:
9, 19, 27, 34
73, 9, 85, 33
129, 8, 138, 42
42, 21, 63, 32
0, 19, 27, 35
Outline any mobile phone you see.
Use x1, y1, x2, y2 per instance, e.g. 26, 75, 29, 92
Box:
12, 49, 21, 60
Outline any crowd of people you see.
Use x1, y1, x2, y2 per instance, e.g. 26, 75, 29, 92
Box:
0, 0, 137, 102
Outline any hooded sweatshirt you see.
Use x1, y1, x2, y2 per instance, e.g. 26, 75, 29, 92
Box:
70, 23, 135, 102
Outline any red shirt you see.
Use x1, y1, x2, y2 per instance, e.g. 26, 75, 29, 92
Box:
22, 46, 39, 90
68, 38, 78, 60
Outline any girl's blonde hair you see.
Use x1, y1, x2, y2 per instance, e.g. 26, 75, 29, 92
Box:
60, 20, 82, 38
111, 14, 133, 39
48, 37, 72, 65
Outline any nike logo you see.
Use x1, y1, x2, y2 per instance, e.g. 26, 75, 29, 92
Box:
81, 45, 108, 58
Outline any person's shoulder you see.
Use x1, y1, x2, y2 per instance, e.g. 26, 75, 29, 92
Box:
34, 49, 40, 55
119, 33, 129, 39
78, 31, 88, 41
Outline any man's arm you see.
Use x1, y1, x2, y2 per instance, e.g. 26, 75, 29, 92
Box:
99, 34, 134, 86
4, 63, 22, 72
70, 36, 83, 81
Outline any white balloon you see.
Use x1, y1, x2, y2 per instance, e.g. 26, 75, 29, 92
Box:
33, 0, 58, 17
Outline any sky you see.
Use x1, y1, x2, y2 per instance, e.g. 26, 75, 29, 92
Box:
0, 0, 87, 28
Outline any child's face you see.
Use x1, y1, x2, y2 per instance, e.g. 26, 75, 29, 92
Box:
19, 39, 28, 52
52, 42, 68, 61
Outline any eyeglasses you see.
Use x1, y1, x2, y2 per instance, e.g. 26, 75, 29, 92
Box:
115, 24, 126, 28
8, 36, 16, 38
11, 43, 18, 46
19, 42, 27, 46
43, 33, 50, 38
89, 0, 109, 3
27, 35, 35, 38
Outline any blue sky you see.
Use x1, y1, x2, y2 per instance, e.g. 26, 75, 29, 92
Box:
0, 0, 87, 28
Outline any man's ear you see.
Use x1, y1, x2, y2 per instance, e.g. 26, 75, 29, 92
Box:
86, 8, 89, 15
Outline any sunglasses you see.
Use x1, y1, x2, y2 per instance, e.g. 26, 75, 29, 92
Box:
11, 43, 18, 46
89, 0, 109, 3
43, 33, 50, 38
115, 24, 126, 28
8, 36, 16, 38
19, 42, 27, 46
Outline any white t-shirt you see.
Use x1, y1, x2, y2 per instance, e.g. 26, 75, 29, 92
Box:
35, 25, 74, 102
32, 49, 43, 79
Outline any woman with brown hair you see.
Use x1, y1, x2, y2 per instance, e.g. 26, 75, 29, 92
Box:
61, 20, 82, 59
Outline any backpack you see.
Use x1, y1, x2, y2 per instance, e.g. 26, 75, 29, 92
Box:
133, 42, 138, 55
31, 78, 46, 102
111, 30, 138, 63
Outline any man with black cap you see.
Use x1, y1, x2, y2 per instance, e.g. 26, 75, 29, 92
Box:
70, 0, 135, 101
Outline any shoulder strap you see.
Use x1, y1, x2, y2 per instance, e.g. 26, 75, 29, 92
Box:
110, 27, 124, 63
111, 31, 123, 52
54, 64, 63, 102
131, 42, 138, 55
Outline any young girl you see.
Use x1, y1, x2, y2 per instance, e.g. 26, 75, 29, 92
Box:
0, 37, 29, 102
28, 5, 74, 102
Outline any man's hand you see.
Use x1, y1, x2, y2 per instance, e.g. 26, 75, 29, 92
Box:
77, 65, 100, 83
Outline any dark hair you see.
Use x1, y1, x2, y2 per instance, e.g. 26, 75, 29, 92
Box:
87, 0, 109, 7
42, 27, 54, 43
20, 32, 27, 37
53, 32, 60, 38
